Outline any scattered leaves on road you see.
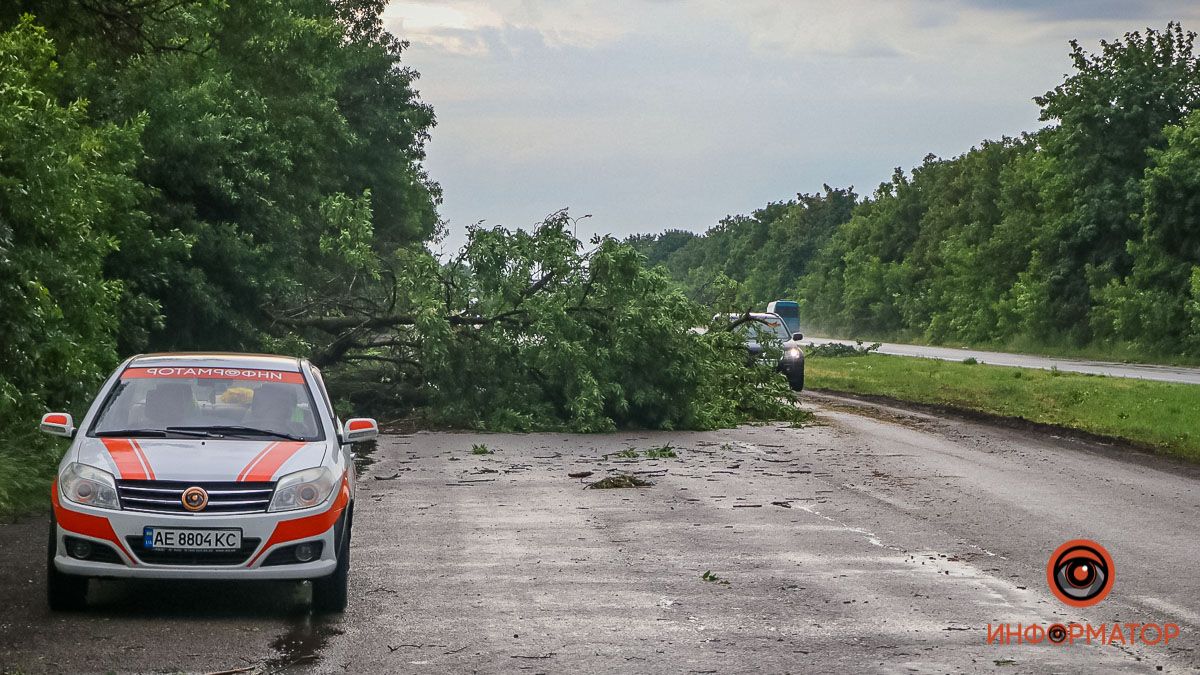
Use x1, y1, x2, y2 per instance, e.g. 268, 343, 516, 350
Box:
643, 444, 677, 458
587, 474, 653, 489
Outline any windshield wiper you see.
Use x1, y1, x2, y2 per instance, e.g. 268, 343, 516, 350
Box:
167, 425, 306, 441
95, 428, 211, 438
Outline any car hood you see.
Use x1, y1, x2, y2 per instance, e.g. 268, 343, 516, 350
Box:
74, 436, 328, 483
746, 339, 802, 354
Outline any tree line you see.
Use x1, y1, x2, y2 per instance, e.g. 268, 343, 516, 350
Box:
632, 24, 1200, 358
5, 8, 1191, 511
2, 0, 807, 512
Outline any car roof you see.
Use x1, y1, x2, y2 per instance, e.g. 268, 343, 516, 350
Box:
724, 312, 785, 322
129, 352, 304, 372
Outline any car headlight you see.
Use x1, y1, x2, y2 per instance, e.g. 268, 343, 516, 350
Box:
60, 463, 120, 510
269, 467, 338, 512
786, 347, 802, 359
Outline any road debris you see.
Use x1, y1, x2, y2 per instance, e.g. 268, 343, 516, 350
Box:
587, 474, 653, 489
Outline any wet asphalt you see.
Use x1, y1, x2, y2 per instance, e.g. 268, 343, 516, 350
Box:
2, 393, 1199, 674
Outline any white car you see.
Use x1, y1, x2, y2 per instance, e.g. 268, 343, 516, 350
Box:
40, 352, 378, 612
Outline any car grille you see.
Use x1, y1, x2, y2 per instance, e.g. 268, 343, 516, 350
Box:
116, 480, 275, 515
125, 536, 261, 566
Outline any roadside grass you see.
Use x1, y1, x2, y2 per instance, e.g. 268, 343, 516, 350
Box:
0, 433, 62, 520
806, 353, 1200, 462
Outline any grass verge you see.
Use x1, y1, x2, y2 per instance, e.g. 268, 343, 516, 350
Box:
806, 353, 1200, 462
0, 433, 63, 520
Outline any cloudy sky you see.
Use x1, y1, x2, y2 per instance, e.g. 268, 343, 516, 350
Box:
382, 1, 1200, 252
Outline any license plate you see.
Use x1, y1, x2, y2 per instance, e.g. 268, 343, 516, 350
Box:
143, 527, 242, 551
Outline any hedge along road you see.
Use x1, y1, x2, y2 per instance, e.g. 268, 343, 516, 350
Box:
1, 394, 1198, 673
805, 337, 1200, 385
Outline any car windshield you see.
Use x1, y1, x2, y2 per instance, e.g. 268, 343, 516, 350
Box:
736, 318, 791, 344
90, 366, 322, 440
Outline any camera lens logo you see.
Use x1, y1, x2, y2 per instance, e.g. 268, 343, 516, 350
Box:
1047, 539, 1114, 607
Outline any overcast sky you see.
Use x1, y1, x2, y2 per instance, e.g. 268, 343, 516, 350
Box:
382, 1, 1200, 253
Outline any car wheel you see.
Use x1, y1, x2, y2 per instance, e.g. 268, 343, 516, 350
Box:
312, 521, 351, 613
46, 515, 88, 611
788, 366, 805, 391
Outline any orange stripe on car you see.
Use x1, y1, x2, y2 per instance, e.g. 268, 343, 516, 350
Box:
121, 366, 304, 384
101, 438, 153, 480
238, 441, 306, 482
247, 476, 349, 567
51, 482, 136, 566
236, 442, 278, 482
129, 439, 156, 480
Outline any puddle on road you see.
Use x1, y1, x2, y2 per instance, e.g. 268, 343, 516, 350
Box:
265, 608, 344, 672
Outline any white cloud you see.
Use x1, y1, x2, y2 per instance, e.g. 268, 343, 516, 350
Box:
384, 0, 633, 55
383, 0, 1200, 250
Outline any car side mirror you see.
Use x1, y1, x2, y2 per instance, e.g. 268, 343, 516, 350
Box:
343, 418, 378, 443
40, 412, 75, 438
792, 332, 804, 341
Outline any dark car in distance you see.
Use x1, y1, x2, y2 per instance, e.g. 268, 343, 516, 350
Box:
724, 312, 805, 391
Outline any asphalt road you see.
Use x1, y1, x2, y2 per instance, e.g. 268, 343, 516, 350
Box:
805, 337, 1200, 385
2, 393, 1199, 673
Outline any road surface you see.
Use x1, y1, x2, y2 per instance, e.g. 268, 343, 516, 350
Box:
805, 337, 1200, 385
2, 393, 1198, 673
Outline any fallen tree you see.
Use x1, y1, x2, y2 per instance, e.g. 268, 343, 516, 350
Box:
271, 212, 803, 432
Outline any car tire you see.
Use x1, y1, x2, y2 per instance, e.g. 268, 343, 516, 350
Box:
312, 518, 351, 613
46, 515, 88, 611
788, 366, 805, 392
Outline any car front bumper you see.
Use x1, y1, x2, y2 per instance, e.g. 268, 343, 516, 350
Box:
53, 547, 337, 580
52, 479, 348, 580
